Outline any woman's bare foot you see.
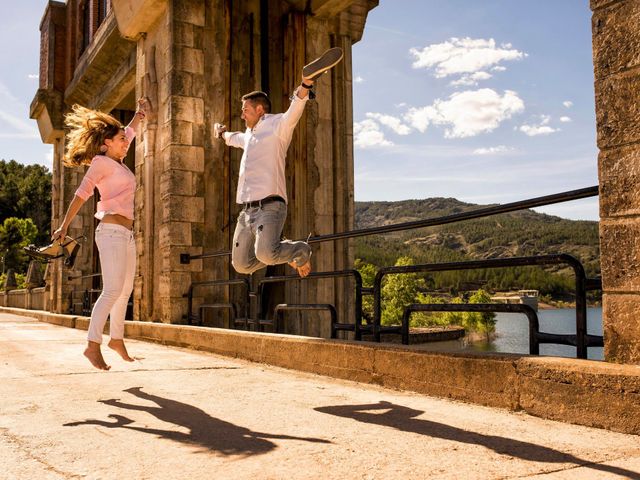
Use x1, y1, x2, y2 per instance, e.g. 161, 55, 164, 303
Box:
108, 338, 135, 362
289, 258, 312, 278
84, 341, 111, 370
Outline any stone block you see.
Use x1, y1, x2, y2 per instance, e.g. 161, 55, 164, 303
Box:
168, 95, 204, 123
598, 146, 640, 217
173, 22, 204, 49
192, 172, 205, 197
174, 46, 204, 75
595, 71, 640, 149
158, 296, 189, 323
603, 293, 640, 364
159, 271, 193, 298
592, 0, 640, 78
173, 21, 195, 47
111, 0, 168, 39
191, 123, 205, 147
160, 245, 203, 271
168, 119, 194, 145
191, 222, 205, 246
517, 356, 640, 432
160, 169, 193, 197
167, 71, 193, 96
374, 349, 519, 409
190, 74, 205, 98
172, 0, 205, 27
599, 220, 640, 291
158, 221, 192, 248
162, 145, 204, 171
162, 195, 205, 223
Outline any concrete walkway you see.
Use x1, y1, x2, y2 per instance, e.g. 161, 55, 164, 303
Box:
1, 312, 639, 480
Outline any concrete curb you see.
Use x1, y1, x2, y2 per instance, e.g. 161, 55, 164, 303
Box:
3, 306, 640, 435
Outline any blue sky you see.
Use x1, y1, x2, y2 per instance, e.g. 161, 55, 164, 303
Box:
352, 1, 599, 220
1, 1, 599, 220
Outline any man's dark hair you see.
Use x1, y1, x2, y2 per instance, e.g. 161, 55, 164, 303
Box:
241, 91, 271, 113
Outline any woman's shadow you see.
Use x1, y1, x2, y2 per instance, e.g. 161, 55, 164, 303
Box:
65, 386, 330, 456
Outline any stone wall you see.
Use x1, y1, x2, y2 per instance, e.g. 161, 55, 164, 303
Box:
30, 0, 377, 329
591, 0, 640, 363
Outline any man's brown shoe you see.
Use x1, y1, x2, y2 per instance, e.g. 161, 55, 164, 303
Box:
302, 47, 344, 80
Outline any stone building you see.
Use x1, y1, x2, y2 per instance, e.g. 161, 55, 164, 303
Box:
31, 0, 378, 335
30, 0, 640, 363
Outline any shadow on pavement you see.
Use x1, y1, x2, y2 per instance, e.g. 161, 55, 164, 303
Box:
64, 386, 330, 456
315, 401, 640, 479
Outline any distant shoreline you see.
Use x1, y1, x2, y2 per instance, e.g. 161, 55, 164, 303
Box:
539, 301, 601, 310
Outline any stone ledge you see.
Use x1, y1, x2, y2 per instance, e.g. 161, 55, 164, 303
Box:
4, 306, 640, 435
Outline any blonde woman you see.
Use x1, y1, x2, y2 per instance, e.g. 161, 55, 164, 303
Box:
52, 100, 147, 370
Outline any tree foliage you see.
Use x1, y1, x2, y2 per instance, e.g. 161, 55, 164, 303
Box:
0, 160, 52, 244
354, 198, 600, 300
356, 257, 496, 334
0, 217, 38, 273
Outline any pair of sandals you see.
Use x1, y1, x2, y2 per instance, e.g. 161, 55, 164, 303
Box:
23, 236, 83, 269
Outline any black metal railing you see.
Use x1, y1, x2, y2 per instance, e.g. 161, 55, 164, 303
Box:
372, 254, 601, 358
180, 186, 598, 263
177, 186, 601, 358
401, 303, 603, 354
274, 304, 338, 338
184, 278, 250, 326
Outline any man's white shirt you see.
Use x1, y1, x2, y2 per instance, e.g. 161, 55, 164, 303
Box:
223, 94, 309, 204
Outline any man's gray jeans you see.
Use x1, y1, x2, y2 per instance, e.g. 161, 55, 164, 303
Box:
231, 200, 311, 275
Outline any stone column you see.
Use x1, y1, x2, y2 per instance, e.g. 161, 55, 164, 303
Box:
592, 0, 640, 363
156, 0, 207, 323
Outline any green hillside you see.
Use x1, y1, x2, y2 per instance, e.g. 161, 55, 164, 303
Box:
354, 198, 600, 300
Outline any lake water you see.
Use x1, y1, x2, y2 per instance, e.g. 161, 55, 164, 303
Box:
416, 307, 604, 361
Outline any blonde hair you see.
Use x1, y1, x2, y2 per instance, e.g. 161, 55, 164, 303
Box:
63, 105, 124, 167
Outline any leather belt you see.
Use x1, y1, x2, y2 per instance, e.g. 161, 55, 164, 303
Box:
243, 195, 285, 210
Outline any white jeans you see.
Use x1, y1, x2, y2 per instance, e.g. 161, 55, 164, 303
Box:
87, 223, 136, 344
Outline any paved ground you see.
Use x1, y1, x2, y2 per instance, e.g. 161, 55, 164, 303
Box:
1, 312, 640, 480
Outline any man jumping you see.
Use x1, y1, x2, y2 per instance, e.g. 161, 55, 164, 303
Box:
215, 47, 343, 278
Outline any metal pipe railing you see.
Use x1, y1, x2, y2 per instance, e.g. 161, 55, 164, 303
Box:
274, 304, 338, 338
257, 269, 364, 339
184, 278, 250, 326
402, 303, 539, 351
372, 254, 597, 358
180, 186, 599, 263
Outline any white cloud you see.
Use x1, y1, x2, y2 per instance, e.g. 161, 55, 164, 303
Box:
519, 115, 559, 136
365, 112, 411, 135
27, 74, 39, 80
563, 100, 573, 108
473, 145, 515, 155
405, 88, 525, 138
354, 119, 393, 148
559, 116, 572, 123
491, 66, 507, 72
410, 37, 526, 79
354, 75, 364, 84
449, 71, 492, 87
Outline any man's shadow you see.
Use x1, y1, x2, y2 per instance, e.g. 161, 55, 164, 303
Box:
315, 401, 640, 479
65, 387, 330, 456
